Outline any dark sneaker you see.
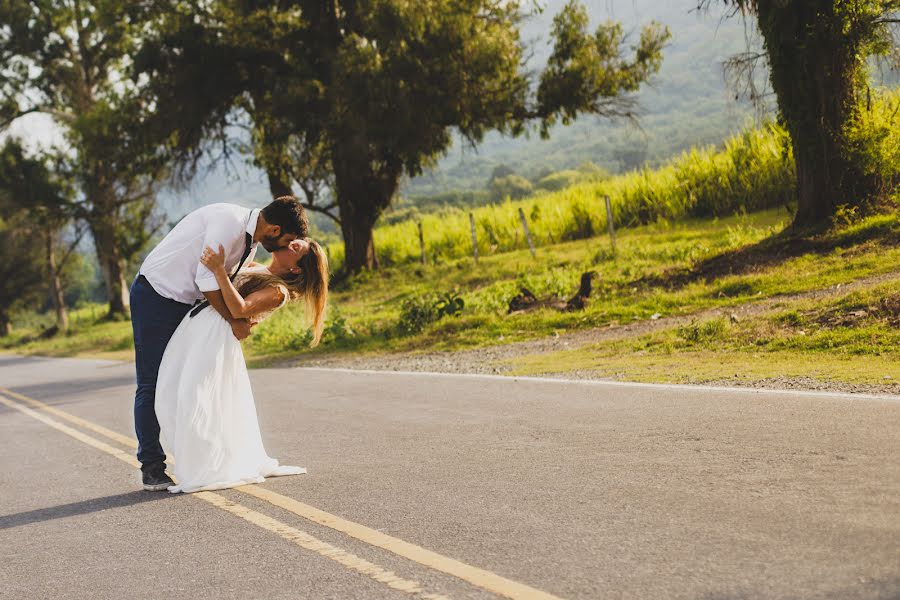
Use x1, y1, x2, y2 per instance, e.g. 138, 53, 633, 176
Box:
142, 463, 174, 491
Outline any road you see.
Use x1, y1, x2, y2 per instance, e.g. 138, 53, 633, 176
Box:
1, 354, 898, 599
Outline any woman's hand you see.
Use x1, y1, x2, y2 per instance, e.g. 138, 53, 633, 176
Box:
200, 244, 227, 274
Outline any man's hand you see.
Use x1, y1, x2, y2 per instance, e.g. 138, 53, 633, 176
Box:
230, 318, 253, 340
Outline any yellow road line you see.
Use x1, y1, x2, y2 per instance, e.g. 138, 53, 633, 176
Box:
239, 485, 565, 600
0, 392, 450, 600
1, 386, 136, 448
0, 386, 567, 600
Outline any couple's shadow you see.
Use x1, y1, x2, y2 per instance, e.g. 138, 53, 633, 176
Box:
0, 490, 178, 531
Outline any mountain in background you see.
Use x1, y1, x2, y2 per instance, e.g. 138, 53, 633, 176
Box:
404, 0, 760, 196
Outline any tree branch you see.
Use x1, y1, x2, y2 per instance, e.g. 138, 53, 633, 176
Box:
301, 200, 341, 225
0, 108, 41, 130
58, 225, 88, 270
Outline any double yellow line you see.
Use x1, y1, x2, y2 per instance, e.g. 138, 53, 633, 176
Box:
0, 387, 564, 600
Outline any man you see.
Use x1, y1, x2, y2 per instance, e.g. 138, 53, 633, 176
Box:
130, 195, 309, 491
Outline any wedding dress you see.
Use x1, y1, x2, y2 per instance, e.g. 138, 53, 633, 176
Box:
155, 267, 305, 493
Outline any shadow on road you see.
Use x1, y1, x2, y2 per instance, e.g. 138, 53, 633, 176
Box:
0, 356, 44, 368
8, 374, 136, 403
0, 491, 177, 531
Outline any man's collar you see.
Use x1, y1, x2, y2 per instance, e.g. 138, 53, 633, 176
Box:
247, 208, 261, 243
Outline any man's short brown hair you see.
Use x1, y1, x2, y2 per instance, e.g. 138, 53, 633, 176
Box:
261, 195, 309, 238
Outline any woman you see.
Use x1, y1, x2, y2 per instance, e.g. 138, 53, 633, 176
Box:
155, 238, 329, 493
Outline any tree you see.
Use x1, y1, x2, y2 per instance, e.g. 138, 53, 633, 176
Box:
703, 0, 900, 225
137, 0, 670, 273
0, 174, 46, 336
0, 1, 169, 318
490, 174, 534, 201
0, 139, 82, 331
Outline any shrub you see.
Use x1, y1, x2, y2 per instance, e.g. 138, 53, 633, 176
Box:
397, 290, 465, 336
677, 318, 728, 344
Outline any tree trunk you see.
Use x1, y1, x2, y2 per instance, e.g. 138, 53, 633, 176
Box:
90, 216, 129, 318
0, 310, 10, 337
267, 170, 294, 199
83, 176, 130, 319
754, 1, 875, 227
46, 230, 69, 331
330, 135, 401, 273
337, 193, 380, 273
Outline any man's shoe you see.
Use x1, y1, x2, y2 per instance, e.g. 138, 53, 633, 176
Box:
142, 463, 174, 491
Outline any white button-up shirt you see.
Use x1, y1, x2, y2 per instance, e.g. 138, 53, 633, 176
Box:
139, 203, 259, 304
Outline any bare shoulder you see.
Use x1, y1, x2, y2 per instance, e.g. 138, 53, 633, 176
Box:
244, 284, 287, 318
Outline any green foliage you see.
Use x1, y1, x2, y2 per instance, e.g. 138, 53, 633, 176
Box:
676, 318, 729, 344
536, 170, 583, 192
7, 210, 900, 374
536, 1, 671, 135
397, 294, 440, 336
138, 0, 670, 272
328, 118, 803, 270
708, 0, 900, 224
397, 289, 465, 336
0, 212, 45, 331
489, 175, 534, 202
845, 86, 900, 196
0, 0, 169, 315
435, 292, 465, 319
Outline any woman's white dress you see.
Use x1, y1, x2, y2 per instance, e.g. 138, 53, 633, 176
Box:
155, 269, 305, 493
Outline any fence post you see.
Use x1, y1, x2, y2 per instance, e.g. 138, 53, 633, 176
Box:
518, 207, 536, 258
469, 212, 479, 264
604, 195, 617, 256
417, 221, 426, 265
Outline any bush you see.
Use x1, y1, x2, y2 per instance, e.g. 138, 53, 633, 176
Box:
489, 174, 533, 202
845, 87, 900, 198
397, 294, 438, 336
397, 290, 465, 336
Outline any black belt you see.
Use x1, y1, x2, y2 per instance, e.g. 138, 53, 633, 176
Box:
136, 274, 192, 308
136, 274, 155, 292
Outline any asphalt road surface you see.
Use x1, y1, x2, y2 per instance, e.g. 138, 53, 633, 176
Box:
1, 354, 898, 600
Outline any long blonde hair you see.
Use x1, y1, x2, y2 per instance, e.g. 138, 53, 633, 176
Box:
237, 240, 329, 347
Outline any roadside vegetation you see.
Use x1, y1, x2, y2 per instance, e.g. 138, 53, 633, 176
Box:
3, 90, 898, 388
5, 207, 898, 385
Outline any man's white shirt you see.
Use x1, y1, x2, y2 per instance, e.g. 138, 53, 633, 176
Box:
139, 203, 259, 305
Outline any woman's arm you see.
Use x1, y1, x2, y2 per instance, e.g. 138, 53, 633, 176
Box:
200, 245, 285, 319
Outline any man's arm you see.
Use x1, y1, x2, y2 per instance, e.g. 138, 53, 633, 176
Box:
202, 289, 253, 340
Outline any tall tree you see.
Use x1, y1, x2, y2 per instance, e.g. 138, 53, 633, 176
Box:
137, 0, 669, 273
0, 1, 169, 317
0, 139, 83, 331
704, 0, 900, 225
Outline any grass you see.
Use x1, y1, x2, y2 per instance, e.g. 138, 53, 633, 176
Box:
6, 207, 897, 390
1, 304, 135, 361
330, 121, 797, 269
505, 277, 900, 386
509, 350, 899, 386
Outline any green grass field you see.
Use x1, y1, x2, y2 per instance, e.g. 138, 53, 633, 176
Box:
4, 207, 898, 389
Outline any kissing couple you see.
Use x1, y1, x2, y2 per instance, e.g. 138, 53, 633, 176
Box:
130, 196, 329, 493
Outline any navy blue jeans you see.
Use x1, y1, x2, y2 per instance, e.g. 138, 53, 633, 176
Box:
130, 276, 192, 470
